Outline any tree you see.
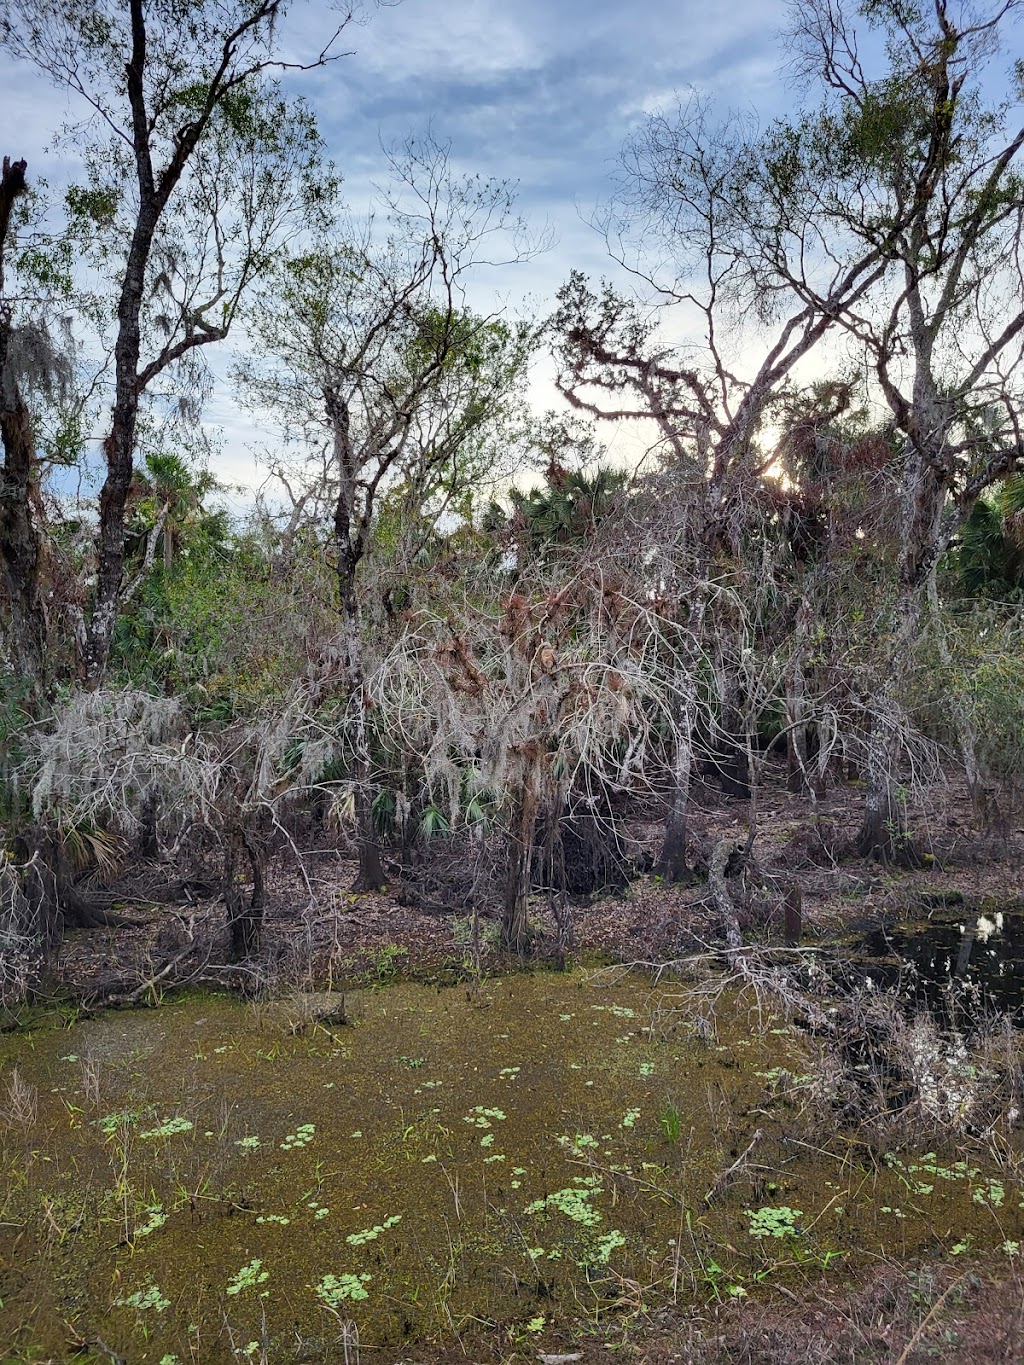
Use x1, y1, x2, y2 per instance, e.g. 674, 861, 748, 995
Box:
1, 0, 346, 690
506, 459, 628, 567
238, 139, 538, 890
553, 0, 1024, 869
550, 94, 900, 876
954, 479, 1024, 601
0, 155, 54, 695
781, 0, 1024, 854
370, 564, 689, 950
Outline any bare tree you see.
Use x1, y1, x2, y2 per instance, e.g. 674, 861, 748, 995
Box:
550, 123, 896, 873
1, 0, 351, 688
552, 0, 1024, 869
238, 138, 538, 890
784, 0, 1024, 854
368, 560, 693, 949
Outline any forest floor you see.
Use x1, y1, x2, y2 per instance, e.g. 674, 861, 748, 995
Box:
45, 762, 1023, 1007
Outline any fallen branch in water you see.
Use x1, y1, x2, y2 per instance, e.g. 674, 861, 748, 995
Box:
704, 1126, 765, 1205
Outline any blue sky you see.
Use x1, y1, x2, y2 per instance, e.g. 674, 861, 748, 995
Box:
1, 0, 796, 492
295, 0, 790, 300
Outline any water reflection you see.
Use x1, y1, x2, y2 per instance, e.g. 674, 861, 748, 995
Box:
857, 904, 1024, 1015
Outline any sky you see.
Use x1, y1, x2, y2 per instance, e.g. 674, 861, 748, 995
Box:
1, 0, 799, 499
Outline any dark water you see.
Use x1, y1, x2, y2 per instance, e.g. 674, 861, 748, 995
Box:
855, 901, 1024, 1015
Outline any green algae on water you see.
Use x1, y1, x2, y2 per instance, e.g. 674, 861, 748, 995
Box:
1, 970, 1021, 1363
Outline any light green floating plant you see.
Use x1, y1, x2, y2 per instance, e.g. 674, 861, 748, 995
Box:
116, 1282, 170, 1312
557, 1132, 599, 1157
526, 1175, 603, 1227
96, 1110, 138, 1136
226, 1258, 269, 1296
973, 1178, 1005, 1209
133, 1205, 167, 1238
463, 1106, 506, 1128
140, 1116, 193, 1140
595, 1230, 626, 1263
346, 1214, 402, 1246
316, 1272, 371, 1306
280, 1123, 316, 1150
745, 1206, 802, 1239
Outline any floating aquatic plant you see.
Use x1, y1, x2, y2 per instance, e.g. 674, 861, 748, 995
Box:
315, 1272, 371, 1306
140, 1116, 193, 1140
226, 1258, 269, 1296
745, 1206, 802, 1239
346, 1214, 401, 1246
116, 1282, 170, 1312
280, 1123, 315, 1150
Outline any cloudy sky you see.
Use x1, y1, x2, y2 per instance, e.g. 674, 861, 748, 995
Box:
2, 0, 798, 492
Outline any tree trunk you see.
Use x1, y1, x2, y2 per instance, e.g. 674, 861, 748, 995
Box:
855, 435, 945, 863
657, 713, 693, 882
0, 157, 48, 696
83, 105, 165, 686
338, 565, 387, 893
224, 830, 264, 959
785, 602, 819, 796
139, 790, 160, 859
855, 681, 922, 866
713, 634, 750, 800
330, 389, 387, 894
352, 768, 387, 892
657, 574, 708, 882
0, 386, 47, 692
162, 518, 174, 574
503, 785, 538, 953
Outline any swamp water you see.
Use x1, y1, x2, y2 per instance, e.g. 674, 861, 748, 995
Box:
1, 969, 1022, 1363
853, 899, 1024, 1014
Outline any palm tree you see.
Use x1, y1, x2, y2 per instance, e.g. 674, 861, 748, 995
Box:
507, 461, 627, 562
953, 477, 1024, 602
126, 453, 220, 582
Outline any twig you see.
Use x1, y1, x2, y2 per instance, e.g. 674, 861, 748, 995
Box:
894, 1273, 964, 1365
704, 1127, 764, 1205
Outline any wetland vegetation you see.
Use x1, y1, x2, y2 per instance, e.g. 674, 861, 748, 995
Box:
3, 968, 1024, 1364
4, 0, 1024, 1358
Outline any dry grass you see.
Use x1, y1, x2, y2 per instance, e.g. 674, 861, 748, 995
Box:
0, 1066, 38, 1127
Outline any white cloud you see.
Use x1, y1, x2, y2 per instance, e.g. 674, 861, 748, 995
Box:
1, 0, 797, 491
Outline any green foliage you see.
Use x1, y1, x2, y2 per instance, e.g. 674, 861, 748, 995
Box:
110, 520, 324, 710
315, 1271, 371, 1306
504, 461, 627, 560
658, 1101, 682, 1143
115, 1282, 170, 1313
745, 1205, 802, 1239
418, 804, 450, 841
912, 614, 1024, 790
952, 481, 1024, 601
225, 1258, 269, 1296
371, 787, 397, 838
0, 677, 33, 833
